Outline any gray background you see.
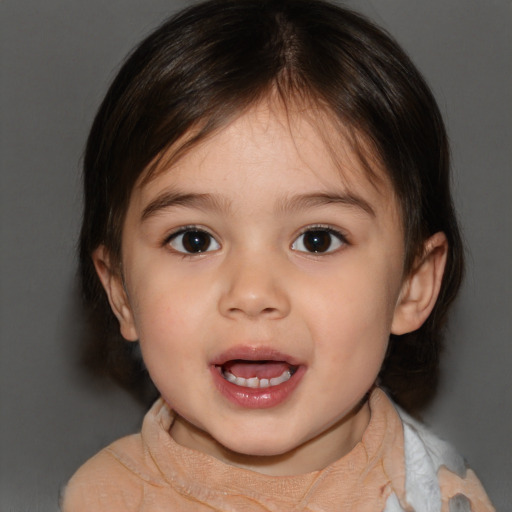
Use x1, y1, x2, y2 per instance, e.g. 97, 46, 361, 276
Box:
1, 1, 510, 510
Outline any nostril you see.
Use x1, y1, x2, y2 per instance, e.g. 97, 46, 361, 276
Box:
218, 276, 291, 319
261, 307, 282, 318
227, 306, 278, 317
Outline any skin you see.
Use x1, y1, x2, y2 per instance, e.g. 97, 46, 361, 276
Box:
94, 101, 447, 476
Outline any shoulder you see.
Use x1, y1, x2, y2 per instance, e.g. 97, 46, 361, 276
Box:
396, 407, 495, 512
61, 434, 149, 512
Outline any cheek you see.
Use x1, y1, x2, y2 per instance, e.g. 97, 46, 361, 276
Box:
127, 269, 208, 349
302, 260, 400, 364
132, 288, 207, 395
134, 294, 198, 343
308, 264, 399, 331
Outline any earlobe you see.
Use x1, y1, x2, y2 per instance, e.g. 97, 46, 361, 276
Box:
391, 232, 448, 335
92, 246, 138, 341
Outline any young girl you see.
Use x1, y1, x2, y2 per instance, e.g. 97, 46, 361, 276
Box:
63, 0, 495, 510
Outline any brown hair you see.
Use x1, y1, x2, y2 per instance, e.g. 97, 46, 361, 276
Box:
79, 0, 464, 414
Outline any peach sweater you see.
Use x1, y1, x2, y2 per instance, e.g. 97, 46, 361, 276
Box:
62, 389, 494, 511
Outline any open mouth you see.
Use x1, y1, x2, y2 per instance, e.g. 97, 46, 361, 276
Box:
218, 360, 298, 389
210, 349, 305, 408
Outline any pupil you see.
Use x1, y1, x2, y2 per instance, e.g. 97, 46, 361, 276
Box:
304, 231, 331, 252
183, 231, 210, 252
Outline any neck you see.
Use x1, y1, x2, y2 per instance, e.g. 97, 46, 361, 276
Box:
169, 399, 371, 476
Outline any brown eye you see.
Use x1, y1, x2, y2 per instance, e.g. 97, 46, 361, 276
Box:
292, 229, 345, 253
168, 229, 220, 253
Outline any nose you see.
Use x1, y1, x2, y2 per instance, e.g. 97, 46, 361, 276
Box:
218, 253, 291, 320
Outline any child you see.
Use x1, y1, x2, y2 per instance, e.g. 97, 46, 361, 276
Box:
63, 0, 495, 510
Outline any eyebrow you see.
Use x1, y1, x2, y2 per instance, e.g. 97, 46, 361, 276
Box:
141, 191, 231, 221
141, 189, 375, 221
276, 192, 376, 217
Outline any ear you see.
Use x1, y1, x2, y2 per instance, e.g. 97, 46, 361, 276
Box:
92, 245, 138, 341
391, 232, 448, 335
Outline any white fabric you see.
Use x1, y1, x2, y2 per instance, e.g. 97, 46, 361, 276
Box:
383, 409, 471, 512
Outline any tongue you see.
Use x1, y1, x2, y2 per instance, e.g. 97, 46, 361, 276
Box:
223, 360, 290, 379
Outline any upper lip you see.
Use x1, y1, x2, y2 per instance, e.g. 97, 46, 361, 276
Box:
210, 345, 302, 366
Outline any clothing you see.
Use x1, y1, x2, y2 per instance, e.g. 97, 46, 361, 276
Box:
62, 388, 494, 511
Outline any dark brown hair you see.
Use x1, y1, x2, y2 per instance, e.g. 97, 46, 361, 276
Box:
79, 0, 464, 413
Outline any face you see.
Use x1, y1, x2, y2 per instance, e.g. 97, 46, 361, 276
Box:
98, 103, 422, 475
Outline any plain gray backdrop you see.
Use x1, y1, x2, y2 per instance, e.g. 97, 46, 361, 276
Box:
1, 1, 511, 510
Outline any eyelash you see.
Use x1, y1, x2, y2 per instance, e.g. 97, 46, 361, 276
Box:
291, 225, 349, 254
163, 225, 349, 255
164, 226, 220, 255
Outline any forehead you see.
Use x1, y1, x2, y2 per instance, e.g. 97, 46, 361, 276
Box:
132, 101, 398, 218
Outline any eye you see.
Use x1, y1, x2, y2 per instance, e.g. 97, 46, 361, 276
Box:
291, 228, 346, 254
167, 228, 220, 254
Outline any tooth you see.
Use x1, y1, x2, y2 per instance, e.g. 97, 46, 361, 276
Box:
246, 377, 259, 388
259, 379, 270, 388
270, 370, 291, 386
222, 368, 295, 387
234, 377, 247, 386
224, 371, 237, 383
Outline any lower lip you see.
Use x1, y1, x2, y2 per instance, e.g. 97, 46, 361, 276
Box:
210, 365, 306, 409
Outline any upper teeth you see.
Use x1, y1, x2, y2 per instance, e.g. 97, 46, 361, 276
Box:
223, 369, 292, 388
